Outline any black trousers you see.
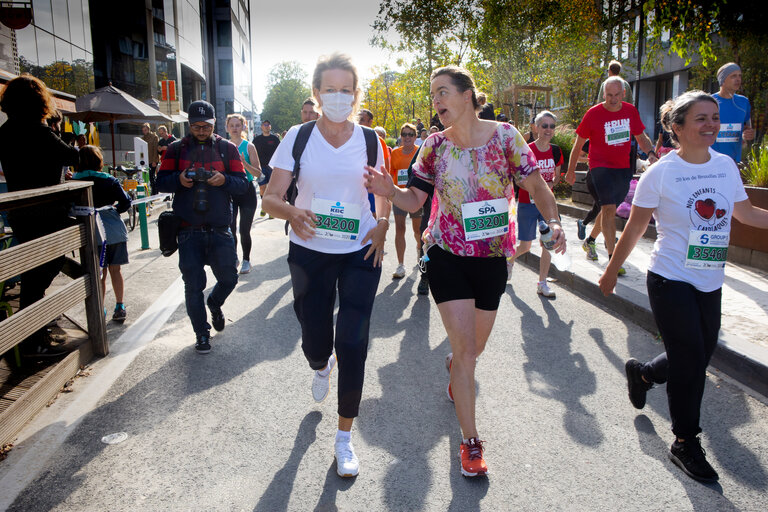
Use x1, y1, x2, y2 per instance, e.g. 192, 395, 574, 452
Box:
287, 242, 381, 418
641, 271, 722, 439
230, 182, 258, 261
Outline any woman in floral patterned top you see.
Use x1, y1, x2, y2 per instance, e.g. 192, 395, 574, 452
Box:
366, 65, 566, 477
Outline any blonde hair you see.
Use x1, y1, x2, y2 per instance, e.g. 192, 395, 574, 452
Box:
312, 53, 361, 119
226, 113, 248, 139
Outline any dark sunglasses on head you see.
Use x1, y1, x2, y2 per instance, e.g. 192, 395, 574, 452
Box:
540, 123, 556, 129
401, 132, 416, 137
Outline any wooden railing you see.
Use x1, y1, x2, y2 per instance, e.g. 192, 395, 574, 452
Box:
0, 182, 106, 445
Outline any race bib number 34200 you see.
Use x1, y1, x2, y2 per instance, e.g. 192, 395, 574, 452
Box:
461, 198, 509, 241
311, 198, 361, 241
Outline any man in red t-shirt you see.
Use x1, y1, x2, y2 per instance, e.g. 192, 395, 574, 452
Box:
565, 77, 657, 268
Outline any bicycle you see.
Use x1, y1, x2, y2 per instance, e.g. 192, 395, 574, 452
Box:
111, 165, 146, 231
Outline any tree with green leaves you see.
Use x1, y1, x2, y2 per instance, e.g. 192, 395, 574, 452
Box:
260, 61, 311, 134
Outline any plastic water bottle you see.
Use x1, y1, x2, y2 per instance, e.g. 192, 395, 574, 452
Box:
538, 220, 571, 271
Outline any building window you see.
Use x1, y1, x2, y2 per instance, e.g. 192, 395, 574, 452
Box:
219, 59, 233, 85
216, 21, 231, 47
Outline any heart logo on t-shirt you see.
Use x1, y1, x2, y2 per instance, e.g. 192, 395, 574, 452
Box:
695, 199, 715, 220
716, 208, 726, 219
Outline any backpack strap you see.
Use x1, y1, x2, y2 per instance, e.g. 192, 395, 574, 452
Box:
215, 136, 230, 173
361, 126, 379, 213
361, 126, 378, 167
292, 121, 316, 180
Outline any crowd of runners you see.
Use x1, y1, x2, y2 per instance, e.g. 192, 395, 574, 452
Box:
1, 54, 766, 485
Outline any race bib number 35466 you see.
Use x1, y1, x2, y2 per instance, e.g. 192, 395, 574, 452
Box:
461, 198, 509, 241
685, 230, 729, 269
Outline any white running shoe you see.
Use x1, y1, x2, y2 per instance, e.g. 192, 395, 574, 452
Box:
392, 264, 406, 279
537, 281, 556, 298
239, 260, 251, 274
312, 353, 336, 402
335, 439, 360, 477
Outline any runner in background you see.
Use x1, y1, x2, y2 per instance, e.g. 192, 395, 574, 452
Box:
513, 111, 563, 297
253, 120, 280, 217
365, 65, 565, 477
226, 114, 262, 274
301, 97, 320, 123
711, 62, 755, 164
565, 77, 657, 274
599, 91, 768, 483
389, 122, 422, 280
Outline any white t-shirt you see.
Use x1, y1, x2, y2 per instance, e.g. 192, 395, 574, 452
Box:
270, 123, 384, 254
632, 149, 748, 292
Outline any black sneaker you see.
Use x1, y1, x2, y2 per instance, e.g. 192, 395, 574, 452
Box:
195, 333, 211, 354
625, 358, 653, 409
112, 304, 126, 322
577, 219, 586, 240
669, 437, 719, 483
417, 274, 430, 295
207, 298, 225, 332
21, 343, 68, 358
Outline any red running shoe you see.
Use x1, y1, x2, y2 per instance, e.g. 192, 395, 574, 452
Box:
460, 437, 488, 477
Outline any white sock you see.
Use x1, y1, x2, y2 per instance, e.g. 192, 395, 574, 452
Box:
336, 430, 351, 443
317, 362, 331, 377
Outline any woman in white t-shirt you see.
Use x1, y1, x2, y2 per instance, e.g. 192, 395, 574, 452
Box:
599, 91, 768, 483
262, 53, 388, 479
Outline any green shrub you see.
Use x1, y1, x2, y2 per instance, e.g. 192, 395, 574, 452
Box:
551, 126, 576, 170
742, 141, 768, 187
385, 137, 397, 148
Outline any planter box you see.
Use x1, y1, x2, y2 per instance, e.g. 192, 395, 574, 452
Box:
731, 186, 768, 252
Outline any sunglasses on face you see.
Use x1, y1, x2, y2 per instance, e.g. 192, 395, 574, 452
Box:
539, 124, 556, 129
401, 132, 416, 137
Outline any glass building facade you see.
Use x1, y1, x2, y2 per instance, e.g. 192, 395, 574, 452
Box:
2, 0, 94, 97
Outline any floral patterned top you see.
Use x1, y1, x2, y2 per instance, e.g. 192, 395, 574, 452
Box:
411, 123, 537, 258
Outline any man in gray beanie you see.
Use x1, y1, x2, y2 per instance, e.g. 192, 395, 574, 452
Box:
712, 62, 754, 163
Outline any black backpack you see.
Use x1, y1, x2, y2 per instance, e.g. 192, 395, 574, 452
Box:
284, 121, 379, 234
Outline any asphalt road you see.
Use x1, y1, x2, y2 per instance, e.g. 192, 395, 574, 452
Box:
1, 210, 767, 511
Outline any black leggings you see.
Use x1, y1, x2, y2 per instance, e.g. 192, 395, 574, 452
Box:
287, 243, 382, 418
641, 271, 722, 439
230, 182, 257, 261
582, 172, 601, 226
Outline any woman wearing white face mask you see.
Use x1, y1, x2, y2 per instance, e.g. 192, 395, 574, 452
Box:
262, 53, 388, 478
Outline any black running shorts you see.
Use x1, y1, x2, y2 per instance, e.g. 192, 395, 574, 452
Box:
425, 246, 507, 311
589, 166, 633, 206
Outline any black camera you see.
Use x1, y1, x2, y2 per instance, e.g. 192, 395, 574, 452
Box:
185, 168, 215, 212
185, 167, 215, 182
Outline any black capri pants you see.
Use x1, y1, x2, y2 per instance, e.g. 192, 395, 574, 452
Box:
641, 271, 722, 439
287, 242, 382, 418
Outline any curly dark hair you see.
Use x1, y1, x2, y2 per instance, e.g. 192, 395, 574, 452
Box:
0, 74, 56, 121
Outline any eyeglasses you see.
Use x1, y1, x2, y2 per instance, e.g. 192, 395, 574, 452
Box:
539, 124, 556, 129
190, 124, 213, 132
401, 132, 416, 137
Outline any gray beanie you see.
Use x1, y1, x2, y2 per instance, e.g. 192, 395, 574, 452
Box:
717, 62, 741, 86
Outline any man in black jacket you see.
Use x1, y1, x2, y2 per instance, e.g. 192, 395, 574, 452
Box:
156, 101, 248, 353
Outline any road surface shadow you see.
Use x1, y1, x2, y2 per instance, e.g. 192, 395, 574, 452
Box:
507, 283, 601, 447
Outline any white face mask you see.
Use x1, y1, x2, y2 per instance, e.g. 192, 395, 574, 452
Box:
320, 92, 354, 123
